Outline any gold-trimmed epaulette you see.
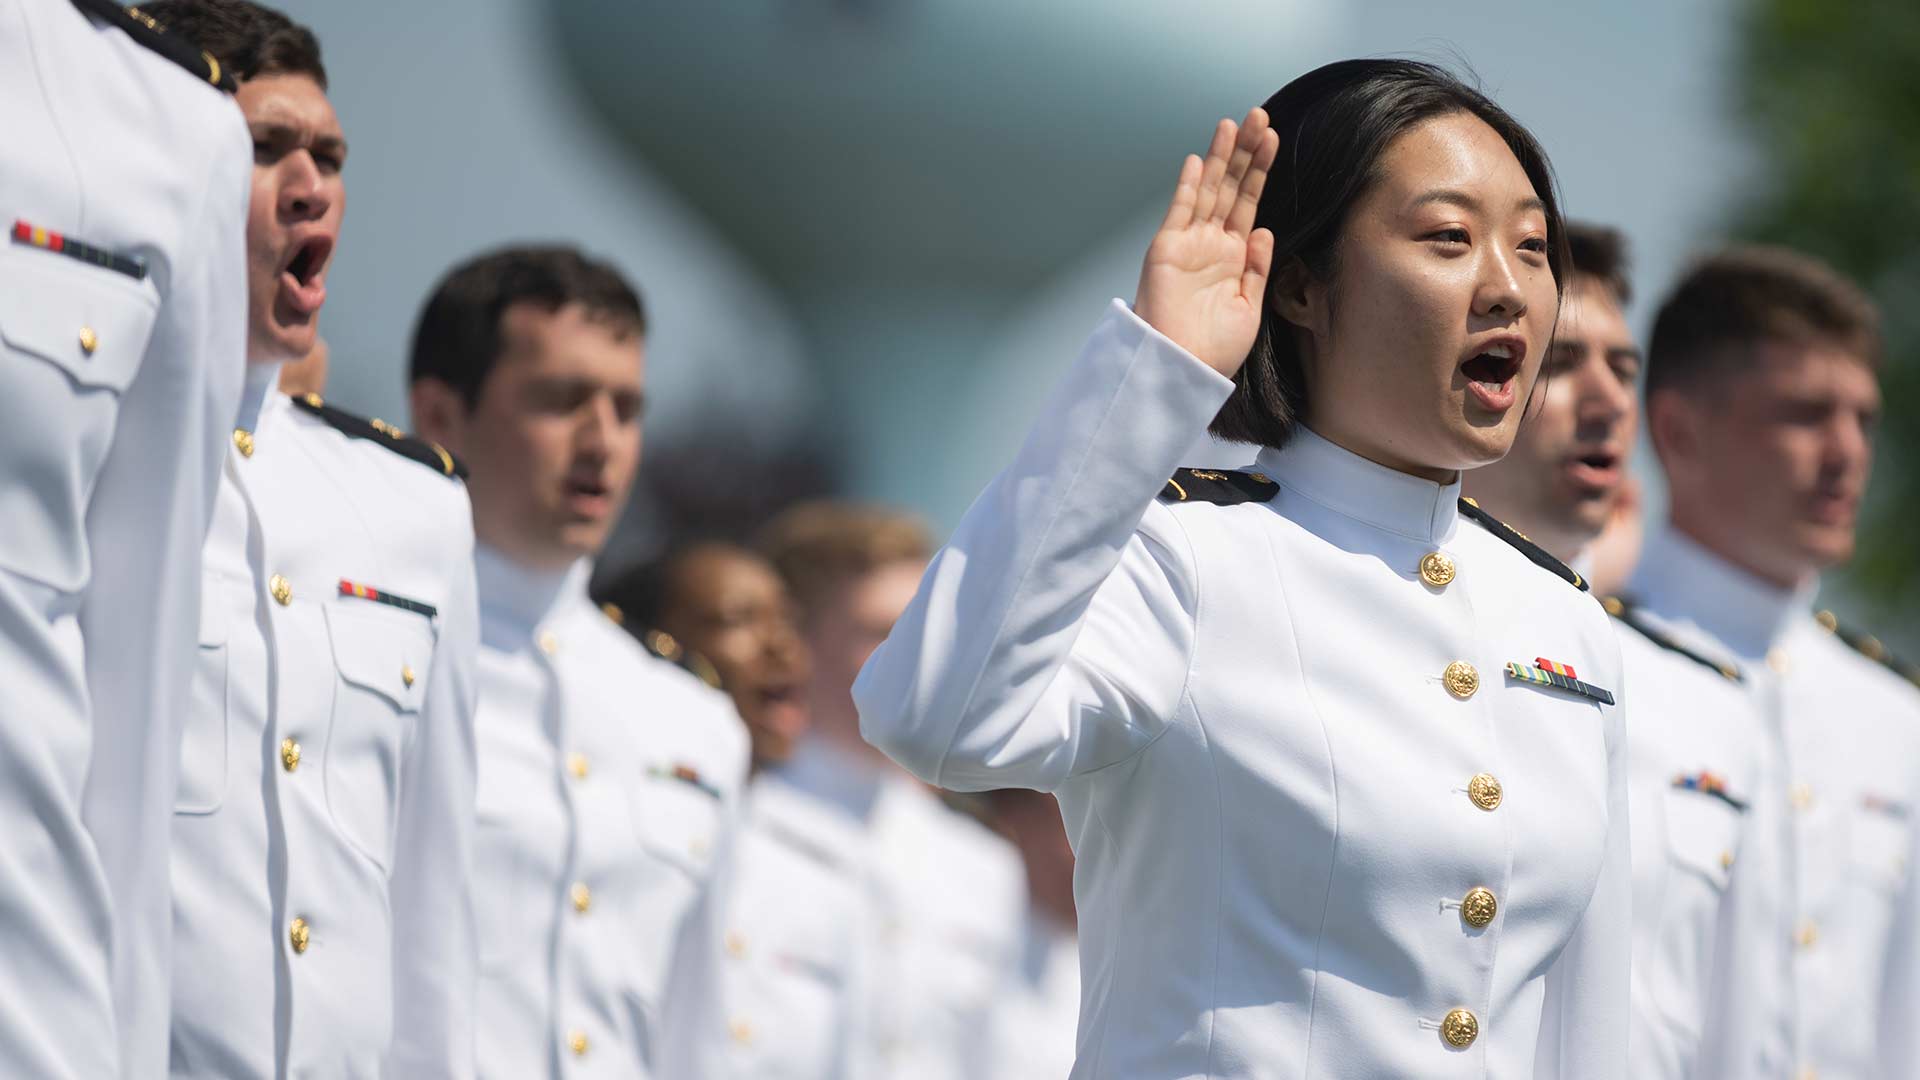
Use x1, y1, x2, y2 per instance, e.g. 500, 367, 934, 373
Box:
1158, 468, 1279, 506
290, 393, 467, 480
1601, 596, 1743, 683
73, 0, 237, 91
640, 627, 723, 690
1816, 610, 1920, 689
1458, 497, 1587, 592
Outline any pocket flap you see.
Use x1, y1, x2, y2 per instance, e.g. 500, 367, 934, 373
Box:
324, 601, 434, 712
0, 246, 156, 393
1664, 786, 1741, 889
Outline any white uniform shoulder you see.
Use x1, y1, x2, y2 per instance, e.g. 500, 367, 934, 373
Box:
1809, 610, 1920, 698
566, 602, 751, 766
285, 392, 467, 484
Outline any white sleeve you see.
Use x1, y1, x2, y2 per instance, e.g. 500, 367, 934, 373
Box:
77, 98, 249, 1074
1534, 658, 1634, 1079
854, 301, 1234, 793
384, 511, 481, 1078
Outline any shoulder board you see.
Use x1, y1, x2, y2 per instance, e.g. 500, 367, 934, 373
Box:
1158, 467, 1279, 506
289, 393, 467, 479
1601, 596, 1743, 683
1815, 610, 1920, 689
638, 627, 723, 690
72, 0, 237, 92
1457, 497, 1587, 592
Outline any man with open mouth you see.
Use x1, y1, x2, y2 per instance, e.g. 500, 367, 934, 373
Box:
1463, 223, 1788, 1078
150, 3, 483, 1077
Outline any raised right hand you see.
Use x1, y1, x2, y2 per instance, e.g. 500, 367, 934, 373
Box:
1132, 108, 1279, 378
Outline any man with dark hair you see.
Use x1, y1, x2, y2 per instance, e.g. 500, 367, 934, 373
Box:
1465, 225, 1788, 1078
409, 244, 749, 1079
1630, 246, 1920, 1080
142, 3, 483, 1076
753, 502, 1025, 1080
0, 2, 247, 1076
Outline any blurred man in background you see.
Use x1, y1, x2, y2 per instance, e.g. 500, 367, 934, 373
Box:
0, 1, 246, 1073
759, 502, 1025, 1080
146, 4, 483, 1076
410, 245, 748, 1079
1629, 246, 1920, 1080
1464, 223, 1788, 1078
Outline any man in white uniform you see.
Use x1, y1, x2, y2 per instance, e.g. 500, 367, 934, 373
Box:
1629, 246, 1920, 1080
0, 2, 247, 1074
759, 503, 1026, 1080
409, 244, 750, 1078
150, 4, 481, 1075
1464, 223, 1788, 1077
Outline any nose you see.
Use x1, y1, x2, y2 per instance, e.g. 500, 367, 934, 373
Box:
575, 392, 619, 460
1575, 354, 1633, 433
279, 151, 331, 221
1474, 248, 1529, 322
1824, 408, 1874, 480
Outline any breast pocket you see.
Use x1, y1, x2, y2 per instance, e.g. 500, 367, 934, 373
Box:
631, 763, 724, 881
1849, 807, 1912, 897
0, 247, 158, 591
176, 574, 233, 814
323, 602, 435, 873
1663, 786, 1744, 892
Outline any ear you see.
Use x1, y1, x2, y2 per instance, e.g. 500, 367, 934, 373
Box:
1269, 256, 1328, 336
1645, 386, 1701, 481
408, 377, 469, 453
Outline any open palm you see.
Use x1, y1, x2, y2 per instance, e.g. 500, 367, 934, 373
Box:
1133, 108, 1280, 378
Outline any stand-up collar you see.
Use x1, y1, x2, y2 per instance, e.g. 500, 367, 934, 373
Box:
1629, 524, 1818, 661
475, 544, 590, 649
233, 362, 284, 436
777, 737, 886, 822
1254, 426, 1462, 543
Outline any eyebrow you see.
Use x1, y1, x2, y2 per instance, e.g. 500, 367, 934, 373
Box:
1410, 188, 1546, 215
249, 122, 348, 158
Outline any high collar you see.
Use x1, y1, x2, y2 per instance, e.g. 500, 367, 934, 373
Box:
1628, 524, 1818, 661
775, 737, 887, 822
234, 362, 284, 436
474, 544, 591, 646
1253, 426, 1462, 543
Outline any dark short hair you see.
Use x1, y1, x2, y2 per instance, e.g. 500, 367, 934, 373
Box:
408, 245, 647, 408
1212, 59, 1568, 449
1565, 222, 1631, 306
140, 0, 326, 88
1646, 245, 1881, 398
596, 541, 748, 633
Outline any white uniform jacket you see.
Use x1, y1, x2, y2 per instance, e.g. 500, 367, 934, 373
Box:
856, 301, 1633, 1078
0, 2, 247, 1074
1632, 526, 1920, 1080
1604, 600, 1789, 1079
169, 374, 480, 1078
718, 765, 871, 1080
472, 548, 750, 1079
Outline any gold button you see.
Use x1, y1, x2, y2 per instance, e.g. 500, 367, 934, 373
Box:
538, 631, 560, 655
1796, 920, 1819, 949
280, 737, 301, 773
690, 836, 710, 859
1799, 1067, 1820, 1080
289, 917, 310, 954
1468, 773, 1503, 812
1720, 850, 1735, 871
1461, 887, 1498, 928
78, 326, 98, 354
1767, 648, 1791, 674
1441, 1007, 1479, 1047
269, 574, 292, 606
729, 1019, 754, 1045
724, 931, 747, 958
401, 664, 416, 688
233, 429, 255, 458
567, 752, 590, 780
1443, 661, 1479, 700
1790, 782, 1813, 811
570, 882, 592, 914
567, 1030, 588, 1056
1419, 551, 1456, 588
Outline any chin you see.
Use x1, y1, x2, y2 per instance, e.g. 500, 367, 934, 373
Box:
1443, 426, 1518, 472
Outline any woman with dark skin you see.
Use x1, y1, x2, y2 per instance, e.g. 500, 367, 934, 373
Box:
857, 60, 1628, 1077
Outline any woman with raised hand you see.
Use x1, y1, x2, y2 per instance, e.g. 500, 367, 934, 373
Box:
856, 59, 1628, 1078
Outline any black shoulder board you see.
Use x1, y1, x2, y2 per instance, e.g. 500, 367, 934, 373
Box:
1457, 497, 1587, 592
1158, 467, 1279, 506
640, 627, 723, 690
71, 0, 238, 92
289, 393, 467, 479
1601, 596, 1743, 683
1815, 609, 1920, 689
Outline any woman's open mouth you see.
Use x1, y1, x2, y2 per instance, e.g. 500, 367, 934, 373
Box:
1461, 341, 1523, 411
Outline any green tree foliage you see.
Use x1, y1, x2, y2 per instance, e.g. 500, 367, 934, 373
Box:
1734, 0, 1920, 622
